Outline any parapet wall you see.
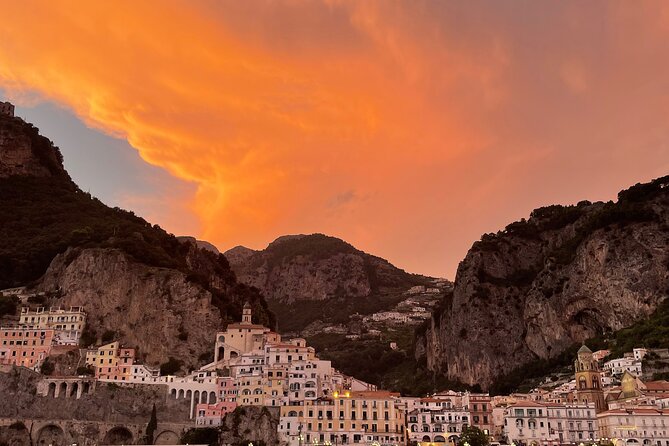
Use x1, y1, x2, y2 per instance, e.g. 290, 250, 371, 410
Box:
0, 367, 191, 423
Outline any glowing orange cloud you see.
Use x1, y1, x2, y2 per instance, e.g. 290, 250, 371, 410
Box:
1, 1, 668, 277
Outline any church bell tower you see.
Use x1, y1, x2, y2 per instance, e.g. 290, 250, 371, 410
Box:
574, 344, 606, 412
242, 302, 252, 325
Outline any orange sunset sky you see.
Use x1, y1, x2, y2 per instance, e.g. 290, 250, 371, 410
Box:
1, 1, 668, 278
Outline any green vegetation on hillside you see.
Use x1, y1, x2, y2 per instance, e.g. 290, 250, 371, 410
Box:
307, 333, 476, 396
0, 118, 274, 327
270, 293, 409, 333
491, 298, 669, 395
473, 176, 668, 268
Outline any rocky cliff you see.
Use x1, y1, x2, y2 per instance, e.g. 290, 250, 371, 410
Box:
0, 114, 65, 178
37, 248, 222, 369
417, 176, 669, 389
226, 234, 431, 303
219, 406, 280, 446
0, 110, 274, 371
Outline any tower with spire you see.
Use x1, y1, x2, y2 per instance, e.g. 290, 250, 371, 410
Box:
574, 344, 606, 412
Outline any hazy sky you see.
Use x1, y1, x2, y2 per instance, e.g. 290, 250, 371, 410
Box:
1, 1, 668, 278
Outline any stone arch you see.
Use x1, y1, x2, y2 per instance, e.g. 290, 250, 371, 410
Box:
6, 422, 30, 445
230, 351, 238, 359
218, 346, 225, 360
70, 382, 79, 397
59, 382, 67, 398
48, 382, 56, 397
37, 424, 66, 446
83, 381, 91, 394
209, 391, 216, 403
422, 435, 431, 442
103, 426, 133, 445
178, 389, 185, 399
186, 389, 192, 399
170, 388, 177, 398
435, 435, 446, 442
200, 391, 207, 403
154, 429, 180, 445
194, 390, 200, 404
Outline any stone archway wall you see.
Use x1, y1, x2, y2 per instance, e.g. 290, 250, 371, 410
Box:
36, 424, 67, 446
103, 426, 134, 445
154, 429, 179, 445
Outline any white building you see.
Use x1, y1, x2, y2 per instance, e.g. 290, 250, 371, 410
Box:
504, 401, 551, 445
604, 357, 643, 378
598, 407, 669, 446
546, 403, 597, 444
407, 397, 470, 444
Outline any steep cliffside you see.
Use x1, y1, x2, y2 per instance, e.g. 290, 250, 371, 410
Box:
226, 234, 429, 303
0, 111, 274, 370
417, 176, 669, 389
226, 234, 436, 333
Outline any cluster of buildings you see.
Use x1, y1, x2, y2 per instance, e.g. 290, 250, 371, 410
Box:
7, 296, 669, 446
0, 306, 86, 369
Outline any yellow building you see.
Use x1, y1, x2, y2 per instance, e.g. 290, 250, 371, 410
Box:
236, 374, 265, 406
278, 390, 406, 445
264, 364, 287, 406
94, 341, 135, 381
575, 344, 607, 412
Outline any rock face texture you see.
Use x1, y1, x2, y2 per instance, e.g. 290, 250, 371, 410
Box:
0, 114, 65, 178
37, 248, 222, 369
226, 234, 429, 303
219, 406, 280, 446
416, 177, 669, 389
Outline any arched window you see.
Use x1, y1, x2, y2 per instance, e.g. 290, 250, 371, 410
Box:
288, 411, 298, 417
528, 419, 536, 429
579, 377, 587, 390
516, 419, 524, 428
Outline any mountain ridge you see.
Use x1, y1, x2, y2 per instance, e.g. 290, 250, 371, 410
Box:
0, 111, 274, 371
416, 175, 669, 390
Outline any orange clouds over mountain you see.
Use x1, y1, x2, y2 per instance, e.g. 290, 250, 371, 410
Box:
1, 1, 668, 277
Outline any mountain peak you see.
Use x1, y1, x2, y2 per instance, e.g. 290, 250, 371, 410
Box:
0, 113, 67, 179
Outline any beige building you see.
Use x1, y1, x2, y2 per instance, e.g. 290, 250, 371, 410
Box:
214, 303, 280, 363
19, 306, 86, 345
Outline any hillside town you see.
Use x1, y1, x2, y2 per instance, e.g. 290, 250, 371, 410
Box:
2, 288, 669, 446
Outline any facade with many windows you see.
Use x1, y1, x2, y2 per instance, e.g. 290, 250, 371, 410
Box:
18, 306, 86, 345
278, 391, 406, 445
598, 408, 669, 446
0, 327, 54, 369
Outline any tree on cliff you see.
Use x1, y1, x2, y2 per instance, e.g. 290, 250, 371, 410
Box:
145, 403, 157, 444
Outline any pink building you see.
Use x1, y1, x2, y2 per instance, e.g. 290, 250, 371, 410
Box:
218, 376, 238, 402
195, 400, 238, 426
0, 327, 54, 369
